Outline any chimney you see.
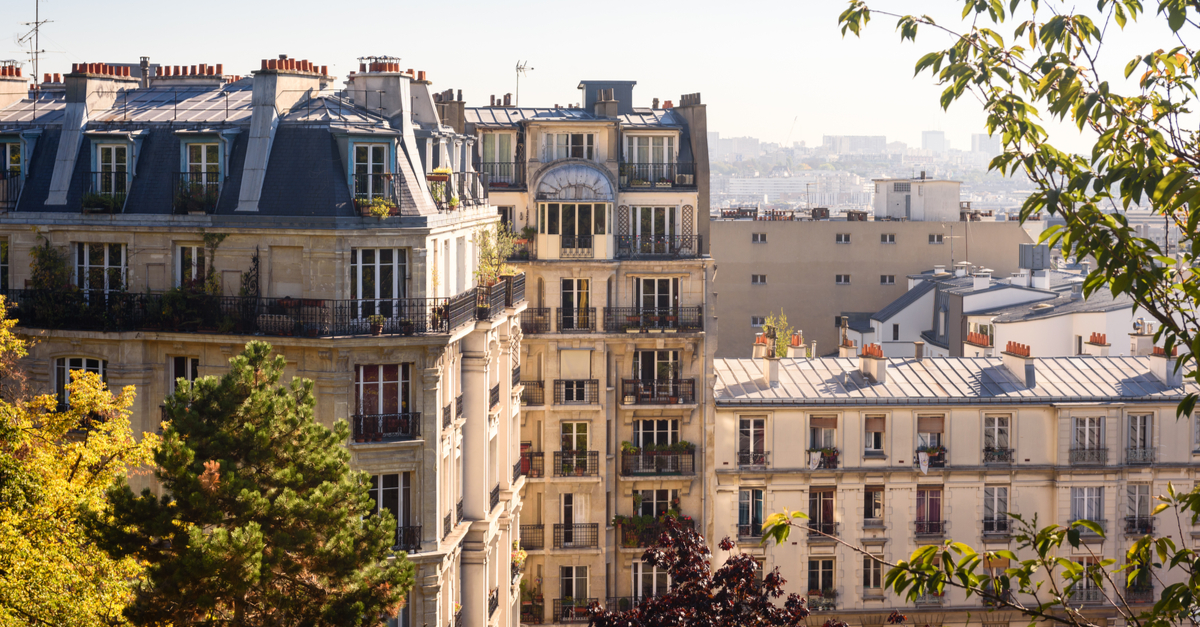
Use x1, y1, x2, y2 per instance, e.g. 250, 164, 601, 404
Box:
594, 88, 619, 118
1001, 341, 1037, 388
503, 93, 512, 106
838, 316, 857, 358
1081, 332, 1110, 356
933, 265, 946, 275
1070, 284, 1082, 300
973, 272, 991, 291
914, 341, 925, 362
1031, 270, 1050, 290
859, 343, 888, 384
0, 65, 26, 110
1150, 345, 1183, 387
652, 97, 659, 109
788, 331, 805, 358
139, 56, 150, 88
1129, 318, 1155, 356
752, 333, 767, 359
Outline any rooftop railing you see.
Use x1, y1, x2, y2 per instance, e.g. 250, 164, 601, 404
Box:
616, 235, 703, 259
618, 162, 697, 188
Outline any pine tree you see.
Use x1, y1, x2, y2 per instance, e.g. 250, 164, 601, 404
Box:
88, 341, 413, 627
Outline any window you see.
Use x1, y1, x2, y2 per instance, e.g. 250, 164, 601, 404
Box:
560, 565, 588, 599
544, 133, 595, 161
76, 243, 126, 297
351, 248, 408, 320
892, 323, 899, 341
625, 136, 675, 165
808, 558, 835, 592
983, 486, 1008, 532
810, 416, 836, 450
481, 134, 515, 184
96, 144, 128, 196
864, 415, 885, 454
3, 142, 20, 175
355, 364, 412, 415
637, 489, 677, 517
1128, 484, 1150, 519
984, 415, 1010, 450
0, 240, 8, 291
632, 561, 670, 600
1129, 414, 1151, 450
545, 203, 604, 248
635, 277, 678, 311
864, 555, 883, 590
929, 233, 944, 244
835, 233, 851, 244
1071, 487, 1104, 521
738, 488, 764, 537
177, 245, 206, 287
893, 182, 911, 192
368, 473, 413, 548
752, 233, 767, 243
881, 233, 895, 244
385, 593, 412, 627
916, 488, 943, 531
55, 357, 107, 409
633, 419, 678, 448
751, 316, 765, 327
835, 274, 851, 285
187, 142, 221, 184
171, 356, 199, 394
917, 415, 944, 449
864, 486, 884, 522
561, 422, 589, 451
809, 489, 835, 531
1074, 416, 1103, 450
631, 206, 673, 241
738, 417, 766, 465
353, 143, 389, 201
880, 275, 895, 285
751, 274, 767, 285
497, 206, 513, 229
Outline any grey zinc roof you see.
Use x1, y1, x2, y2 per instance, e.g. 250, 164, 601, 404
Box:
465, 107, 600, 128
980, 290, 1135, 322
872, 280, 935, 323
0, 92, 67, 125
714, 356, 1191, 406
619, 109, 683, 127
90, 84, 253, 124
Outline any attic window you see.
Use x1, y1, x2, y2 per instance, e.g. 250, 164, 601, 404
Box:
3, 142, 19, 175
544, 133, 595, 161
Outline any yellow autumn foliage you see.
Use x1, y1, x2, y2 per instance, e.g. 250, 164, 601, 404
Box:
0, 298, 157, 626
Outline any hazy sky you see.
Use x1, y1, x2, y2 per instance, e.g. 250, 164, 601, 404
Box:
3, 0, 1174, 153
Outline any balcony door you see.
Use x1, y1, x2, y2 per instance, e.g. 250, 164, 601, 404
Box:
1071, 487, 1104, 520
633, 560, 670, 600
634, 419, 678, 448
1074, 416, 1104, 450
739, 417, 766, 464
1127, 484, 1150, 519
351, 248, 408, 320
916, 488, 942, 528
97, 144, 128, 196
560, 204, 593, 250
560, 279, 590, 329
636, 277, 679, 312
809, 489, 834, 528
368, 473, 412, 548
1129, 414, 1151, 450
481, 133, 513, 183
355, 364, 412, 415
634, 206, 677, 248
354, 143, 389, 200
187, 143, 220, 185
560, 565, 587, 600
636, 350, 678, 382
561, 422, 588, 452
637, 489, 677, 517
560, 494, 587, 547
984, 415, 1010, 449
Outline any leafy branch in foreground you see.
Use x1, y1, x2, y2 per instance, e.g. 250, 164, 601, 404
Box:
840, 0, 1200, 415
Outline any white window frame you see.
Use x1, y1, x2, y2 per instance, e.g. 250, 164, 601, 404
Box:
1128, 484, 1151, 518
368, 472, 413, 547
633, 419, 678, 448
632, 560, 670, 600
561, 565, 588, 599
171, 356, 199, 394
637, 488, 678, 517
75, 243, 127, 297
739, 417, 766, 456
625, 135, 676, 165
96, 143, 129, 196
186, 142, 221, 184
835, 274, 851, 285
177, 244, 205, 287
835, 233, 851, 244
984, 486, 1008, 523
561, 421, 589, 451
984, 415, 1010, 449
880, 275, 895, 285
55, 357, 107, 408
1071, 486, 1104, 521
545, 133, 596, 161
3, 142, 20, 175
353, 143, 391, 200
865, 416, 885, 452
738, 488, 764, 536
1129, 414, 1152, 450
808, 558, 835, 591
881, 233, 895, 244
355, 364, 413, 415
864, 554, 883, 590
751, 274, 767, 285
350, 248, 408, 319
752, 233, 767, 243
751, 316, 765, 327
929, 233, 944, 244
1074, 416, 1104, 450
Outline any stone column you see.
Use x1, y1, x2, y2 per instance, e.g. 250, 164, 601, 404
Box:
462, 344, 491, 520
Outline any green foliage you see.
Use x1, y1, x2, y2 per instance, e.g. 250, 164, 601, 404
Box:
763, 309, 794, 358
473, 223, 517, 286
86, 341, 414, 627
29, 232, 72, 292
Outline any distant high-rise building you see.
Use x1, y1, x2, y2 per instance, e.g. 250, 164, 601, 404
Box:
922, 130, 946, 153
972, 133, 1001, 155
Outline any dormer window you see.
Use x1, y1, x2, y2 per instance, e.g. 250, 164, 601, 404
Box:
3, 142, 19, 176
1, 142, 20, 211
352, 143, 395, 215
542, 133, 594, 161
82, 144, 130, 214
174, 142, 221, 215
481, 133, 516, 185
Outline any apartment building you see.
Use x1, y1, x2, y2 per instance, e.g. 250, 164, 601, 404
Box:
460, 82, 713, 624
711, 346, 1198, 625
711, 209, 1032, 357
0, 58, 522, 627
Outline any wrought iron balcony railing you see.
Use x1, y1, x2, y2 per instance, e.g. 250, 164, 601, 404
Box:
1070, 448, 1108, 464
604, 306, 703, 332
807, 521, 839, 538
553, 451, 600, 477
619, 450, 696, 476
519, 524, 544, 550
915, 520, 946, 535
620, 379, 696, 405
1126, 447, 1155, 464
172, 171, 221, 215
0, 170, 21, 211
480, 161, 525, 188
620, 517, 695, 548
521, 381, 544, 406
521, 451, 544, 478
913, 450, 947, 468
553, 379, 599, 404
489, 588, 499, 617
490, 483, 500, 511
351, 172, 402, 217
521, 308, 552, 334
983, 447, 1014, 464
553, 598, 597, 623
557, 307, 596, 332
83, 171, 131, 213
490, 383, 500, 409
351, 413, 420, 443
560, 235, 593, 259
395, 525, 421, 552
553, 523, 599, 549
737, 451, 770, 468
983, 517, 1011, 535
618, 161, 697, 188
807, 591, 838, 611
1124, 516, 1154, 535
615, 235, 703, 259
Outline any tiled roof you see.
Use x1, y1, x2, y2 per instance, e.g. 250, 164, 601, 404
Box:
714, 356, 1191, 406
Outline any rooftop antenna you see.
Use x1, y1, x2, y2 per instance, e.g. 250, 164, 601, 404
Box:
515, 61, 532, 107
18, 0, 51, 93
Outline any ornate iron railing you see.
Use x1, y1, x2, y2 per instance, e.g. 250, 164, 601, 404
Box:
521, 451, 544, 478
0, 171, 21, 211
553, 451, 599, 477
172, 171, 221, 215
620, 517, 695, 548
915, 520, 946, 535
553, 523, 599, 549
604, 306, 703, 332
553, 379, 599, 404
560, 235, 593, 259
519, 524, 544, 550
1070, 448, 1108, 464
552, 598, 597, 623
620, 379, 696, 405
521, 308, 551, 334
395, 525, 421, 552
1126, 447, 1155, 464
521, 381, 544, 406
351, 413, 420, 443
737, 451, 770, 467
618, 161, 697, 188
983, 448, 1014, 464
619, 450, 695, 476
557, 307, 596, 332
615, 235, 702, 259
490, 483, 500, 511
1125, 516, 1154, 535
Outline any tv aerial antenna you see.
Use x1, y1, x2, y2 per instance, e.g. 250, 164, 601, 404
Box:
515, 61, 533, 106
18, 0, 51, 90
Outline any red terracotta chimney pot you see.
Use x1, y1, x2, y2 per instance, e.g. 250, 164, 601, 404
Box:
215, 64, 223, 75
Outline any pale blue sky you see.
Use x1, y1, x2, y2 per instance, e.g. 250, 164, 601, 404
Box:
3, 0, 1174, 153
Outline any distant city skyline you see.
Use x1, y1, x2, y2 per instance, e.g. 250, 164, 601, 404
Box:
3, 0, 1170, 154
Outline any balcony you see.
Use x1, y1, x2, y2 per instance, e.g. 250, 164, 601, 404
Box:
807, 521, 839, 539
490, 483, 500, 511
738, 521, 763, 538
82, 171, 130, 214
427, 170, 488, 211
553, 379, 599, 405
456, 498, 463, 524
481, 161, 525, 189
1124, 516, 1154, 535
554, 451, 600, 477
807, 590, 837, 611
559, 235, 593, 259
521, 308, 552, 334
443, 404, 451, 429
1070, 588, 1104, 604
737, 451, 770, 468
507, 273, 525, 305
512, 364, 521, 387
0, 171, 21, 211
808, 449, 840, 469
513, 458, 523, 483
395, 525, 421, 552
620, 517, 695, 548
913, 449, 947, 468
1126, 585, 1154, 605
1127, 447, 1155, 464
352, 172, 402, 217
1070, 448, 1108, 464
553, 598, 596, 623
615, 235, 703, 259
454, 607, 463, 627
490, 383, 500, 409
489, 588, 499, 618
520, 601, 544, 625
983, 518, 1011, 536
914, 592, 945, 606
618, 161, 697, 189
557, 307, 596, 332
620, 379, 696, 405
619, 449, 696, 476
604, 306, 704, 333
983, 447, 1014, 464
172, 172, 221, 215
553, 523, 599, 549
520, 524, 544, 550
443, 512, 451, 537
351, 413, 420, 443
521, 381, 544, 406
521, 451, 544, 478
456, 394, 463, 418
915, 520, 946, 536
4, 289, 477, 337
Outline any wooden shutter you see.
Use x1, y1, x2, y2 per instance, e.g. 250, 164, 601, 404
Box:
917, 416, 945, 433
810, 416, 837, 429
865, 416, 886, 432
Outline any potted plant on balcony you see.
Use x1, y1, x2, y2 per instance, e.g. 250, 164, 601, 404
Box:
399, 317, 416, 336
367, 314, 386, 336
656, 177, 672, 188
620, 441, 639, 455
448, 196, 460, 210
366, 197, 397, 219
81, 191, 123, 214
